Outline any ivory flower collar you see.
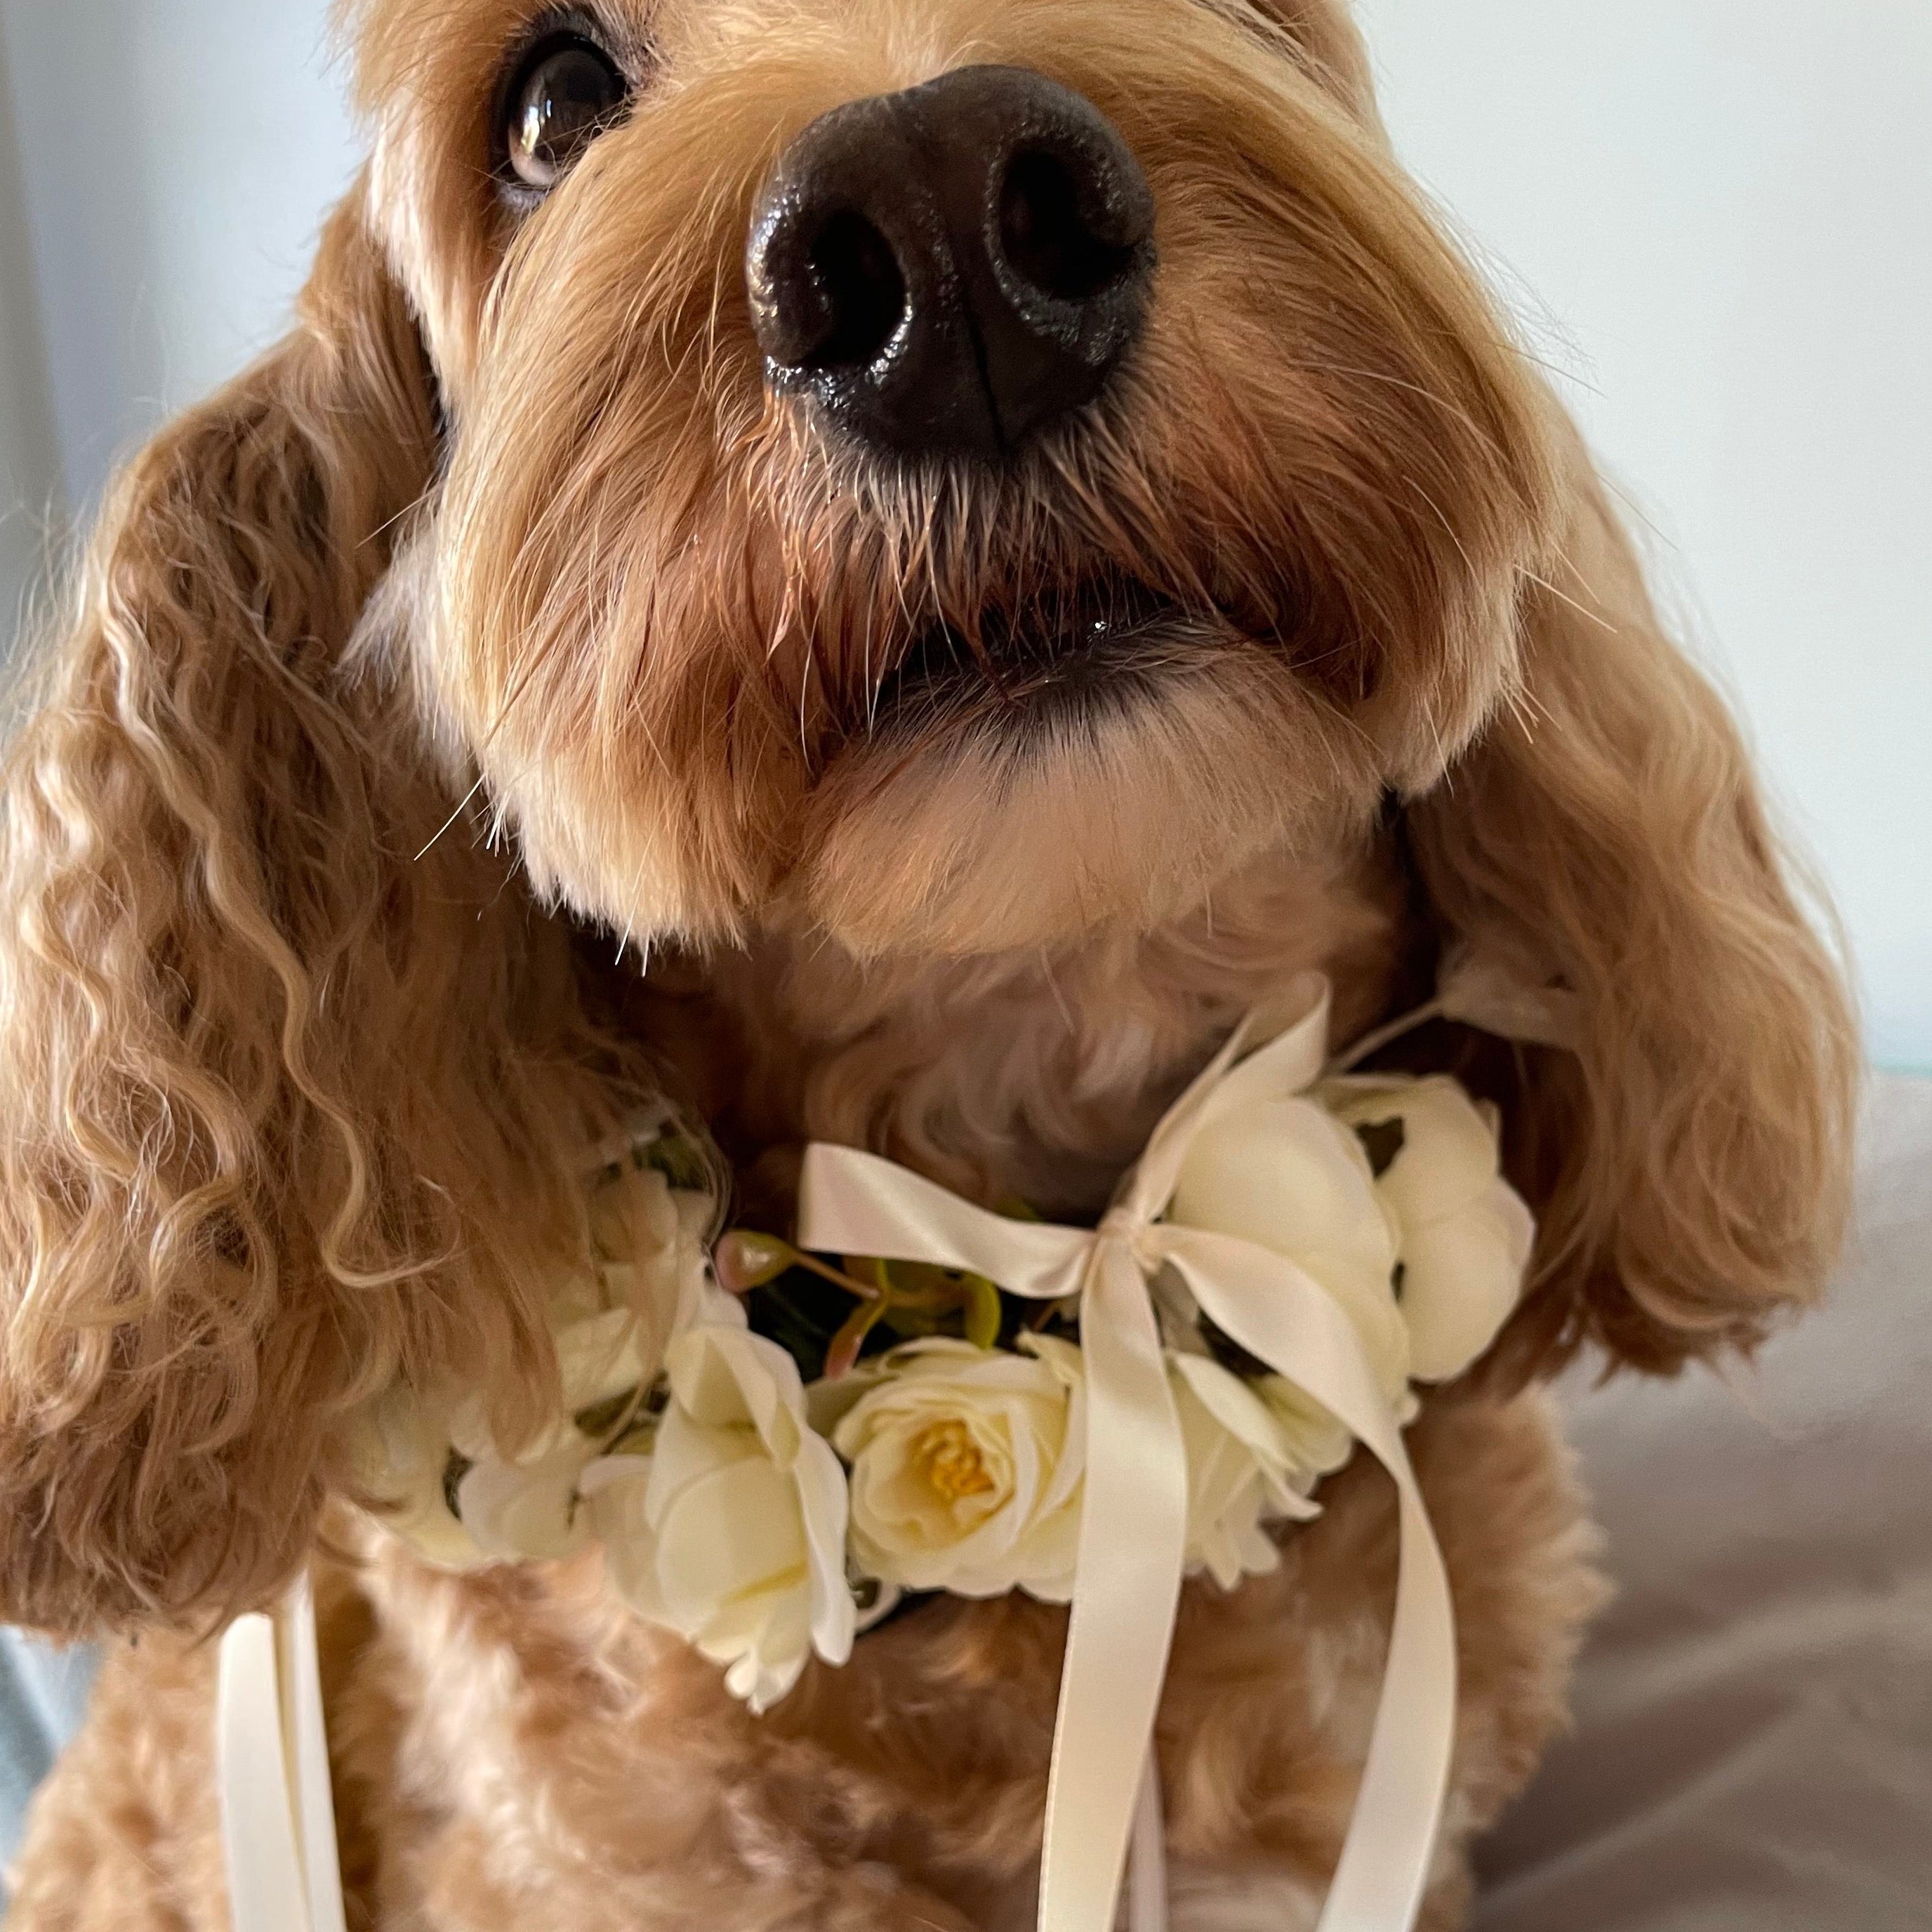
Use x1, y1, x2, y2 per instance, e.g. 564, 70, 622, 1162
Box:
351, 979, 1534, 1682
343, 972, 1544, 1932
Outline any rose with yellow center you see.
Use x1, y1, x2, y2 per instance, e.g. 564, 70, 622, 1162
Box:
915, 1420, 998, 1501
832, 1336, 1085, 1602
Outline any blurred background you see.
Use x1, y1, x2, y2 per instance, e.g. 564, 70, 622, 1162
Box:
0, 0, 1926, 1066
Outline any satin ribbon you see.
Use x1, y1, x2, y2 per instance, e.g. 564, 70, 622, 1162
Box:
796, 975, 1457, 1932
216, 1573, 348, 1932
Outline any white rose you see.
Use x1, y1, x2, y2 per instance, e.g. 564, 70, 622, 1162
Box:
1322, 1077, 1535, 1382
1166, 1094, 1412, 1407
1255, 1375, 1356, 1484
350, 1161, 718, 1568
344, 1381, 484, 1570
441, 1301, 668, 1563
585, 1160, 720, 1364
451, 1440, 598, 1563
1170, 1353, 1318, 1590
833, 1336, 1085, 1603
581, 1308, 854, 1715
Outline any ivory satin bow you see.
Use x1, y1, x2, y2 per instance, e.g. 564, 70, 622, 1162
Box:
796, 977, 1457, 1932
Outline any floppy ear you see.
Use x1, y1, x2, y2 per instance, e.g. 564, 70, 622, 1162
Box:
1408, 430, 1859, 1378
0, 180, 644, 1636
1252, 0, 1377, 112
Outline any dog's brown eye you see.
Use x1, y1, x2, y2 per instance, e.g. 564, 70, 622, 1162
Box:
503, 34, 629, 193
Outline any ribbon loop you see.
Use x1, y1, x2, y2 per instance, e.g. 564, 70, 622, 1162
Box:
798, 1144, 1092, 1304
796, 976, 1455, 1932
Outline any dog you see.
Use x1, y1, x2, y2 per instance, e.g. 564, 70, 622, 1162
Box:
0, 0, 1856, 1925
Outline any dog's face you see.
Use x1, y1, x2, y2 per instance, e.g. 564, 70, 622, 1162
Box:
355, 0, 1558, 958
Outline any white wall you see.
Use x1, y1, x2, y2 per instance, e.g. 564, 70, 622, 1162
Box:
0, 21, 61, 639
0, 1, 1925, 1064
1355, 0, 1932, 1069
0, 0, 359, 507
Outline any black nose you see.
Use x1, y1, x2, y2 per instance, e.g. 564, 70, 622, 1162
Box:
746, 65, 1156, 461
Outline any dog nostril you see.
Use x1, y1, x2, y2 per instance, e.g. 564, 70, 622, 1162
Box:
804, 210, 909, 371
998, 147, 1139, 304
748, 67, 1156, 460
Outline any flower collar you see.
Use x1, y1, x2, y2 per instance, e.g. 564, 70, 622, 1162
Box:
326, 967, 1549, 1932
349, 991, 1531, 1701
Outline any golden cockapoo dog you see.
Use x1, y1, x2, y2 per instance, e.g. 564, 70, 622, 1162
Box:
0, 0, 1855, 1925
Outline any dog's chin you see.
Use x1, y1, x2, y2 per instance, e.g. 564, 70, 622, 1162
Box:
486, 589, 1383, 964
864, 581, 1213, 749
795, 602, 1377, 959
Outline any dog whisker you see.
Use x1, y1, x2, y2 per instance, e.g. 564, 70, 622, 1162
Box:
1522, 568, 1619, 633
413, 769, 492, 865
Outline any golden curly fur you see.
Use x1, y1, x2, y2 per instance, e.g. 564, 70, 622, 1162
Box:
0, 0, 1855, 1923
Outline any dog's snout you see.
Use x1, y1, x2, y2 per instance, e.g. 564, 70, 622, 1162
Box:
746, 65, 1156, 461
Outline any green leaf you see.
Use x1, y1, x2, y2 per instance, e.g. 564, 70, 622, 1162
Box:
880, 1258, 960, 1299
880, 1299, 948, 1339
963, 1274, 1003, 1349
644, 1128, 712, 1191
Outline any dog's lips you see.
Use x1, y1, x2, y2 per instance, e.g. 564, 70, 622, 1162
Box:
863, 581, 1225, 742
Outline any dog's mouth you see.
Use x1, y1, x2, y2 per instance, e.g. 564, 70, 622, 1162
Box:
865, 576, 1227, 742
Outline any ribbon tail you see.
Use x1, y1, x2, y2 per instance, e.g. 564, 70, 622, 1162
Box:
281, 1576, 350, 1932
1323, 1473, 1455, 1932
1038, 1243, 1189, 1932
1127, 1749, 1170, 1932
217, 1575, 348, 1932
1165, 1234, 1456, 1932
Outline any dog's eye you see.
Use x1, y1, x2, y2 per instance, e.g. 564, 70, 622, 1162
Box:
501, 32, 630, 194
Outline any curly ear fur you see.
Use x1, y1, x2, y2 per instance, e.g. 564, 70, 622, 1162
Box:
0, 181, 654, 1638
1243, 0, 1377, 114
1411, 434, 1859, 1378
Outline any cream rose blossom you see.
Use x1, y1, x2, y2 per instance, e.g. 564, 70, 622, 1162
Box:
833, 1336, 1086, 1602
585, 1157, 719, 1363
344, 1380, 485, 1570
349, 1160, 714, 1568
1165, 1090, 1412, 1450
1322, 1076, 1534, 1382
1170, 1353, 1318, 1589
581, 1306, 854, 1715
444, 1304, 659, 1561
1255, 1374, 1356, 1484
